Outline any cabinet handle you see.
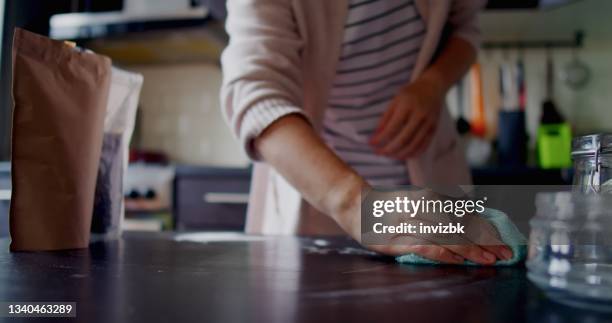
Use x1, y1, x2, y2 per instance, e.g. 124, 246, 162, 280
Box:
203, 193, 249, 204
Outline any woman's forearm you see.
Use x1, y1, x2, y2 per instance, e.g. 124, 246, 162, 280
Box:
250, 38, 476, 236
254, 114, 367, 234
418, 36, 477, 95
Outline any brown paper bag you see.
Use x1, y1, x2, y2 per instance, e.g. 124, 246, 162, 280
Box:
10, 28, 112, 251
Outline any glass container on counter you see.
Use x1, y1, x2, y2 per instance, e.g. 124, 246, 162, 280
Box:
527, 192, 612, 310
572, 134, 612, 194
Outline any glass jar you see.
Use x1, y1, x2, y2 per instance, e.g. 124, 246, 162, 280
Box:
527, 192, 612, 310
572, 134, 612, 193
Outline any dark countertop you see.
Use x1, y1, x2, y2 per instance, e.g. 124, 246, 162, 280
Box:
1, 233, 610, 323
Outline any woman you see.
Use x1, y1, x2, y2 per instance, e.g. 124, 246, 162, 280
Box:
221, 0, 511, 264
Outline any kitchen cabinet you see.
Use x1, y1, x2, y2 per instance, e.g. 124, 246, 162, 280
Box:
173, 166, 251, 231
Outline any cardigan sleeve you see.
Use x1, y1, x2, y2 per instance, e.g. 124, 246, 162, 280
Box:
220, 0, 310, 160
447, 0, 487, 49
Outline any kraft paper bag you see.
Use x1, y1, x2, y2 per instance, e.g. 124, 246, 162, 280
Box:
10, 28, 112, 251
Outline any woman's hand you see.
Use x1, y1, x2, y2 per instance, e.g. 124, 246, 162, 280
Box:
334, 184, 513, 265
369, 36, 478, 160
369, 75, 445, 160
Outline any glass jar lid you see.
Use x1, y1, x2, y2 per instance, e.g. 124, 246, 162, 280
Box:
571, 134, 612, 158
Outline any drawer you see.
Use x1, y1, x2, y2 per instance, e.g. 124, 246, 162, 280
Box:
174, 177, 250, 231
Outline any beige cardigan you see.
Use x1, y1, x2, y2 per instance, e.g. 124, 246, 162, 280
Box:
221, 0, 485, 235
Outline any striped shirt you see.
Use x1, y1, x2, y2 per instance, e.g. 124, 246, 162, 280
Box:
323, 0, 425, 186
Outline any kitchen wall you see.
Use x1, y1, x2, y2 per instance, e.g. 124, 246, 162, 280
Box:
129, 62, 249, 167
471, 0, 612, 145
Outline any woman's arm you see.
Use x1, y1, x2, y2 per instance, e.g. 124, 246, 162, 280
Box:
371, 0, 487, 158
223, 0, 504, 264
254, 115, 365, 238
222, 0, 364, 238
255, 114, 508, 265
221, 0, 307, 160
370, 36, 476, 158
421, 36, 478, 98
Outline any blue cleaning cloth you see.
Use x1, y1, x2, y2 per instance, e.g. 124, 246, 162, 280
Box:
396, 208, 527, 266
